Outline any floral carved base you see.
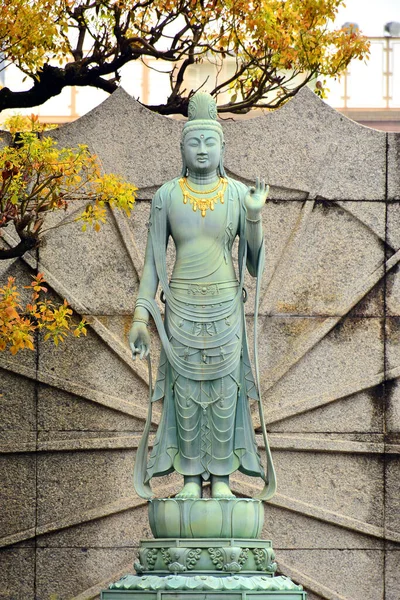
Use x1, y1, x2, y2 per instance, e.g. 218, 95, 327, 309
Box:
104, 574, 304, 598
102, 499, 305, 599
102, 538, 305, 598
133, 538, 276, 575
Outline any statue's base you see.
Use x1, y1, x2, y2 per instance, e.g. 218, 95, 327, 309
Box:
102, 538, 305, 600
102, 587, 306, 599
148, 498, 264, 538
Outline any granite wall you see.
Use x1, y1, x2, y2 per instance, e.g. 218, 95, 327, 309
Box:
0, 87, 399, 600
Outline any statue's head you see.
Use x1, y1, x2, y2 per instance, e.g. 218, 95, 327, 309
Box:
181, 92, 226, 177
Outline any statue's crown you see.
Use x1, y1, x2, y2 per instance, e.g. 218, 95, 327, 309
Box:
187, 91, 218, 121
183, 92, 223, 140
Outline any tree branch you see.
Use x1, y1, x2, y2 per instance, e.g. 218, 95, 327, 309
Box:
0, 0, 369, 117
0, 56, 125, 112
168, 27, 202, 103
0, 233, 37, 260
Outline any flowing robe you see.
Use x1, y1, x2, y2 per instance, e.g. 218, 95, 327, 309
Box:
135, 177, 269, 489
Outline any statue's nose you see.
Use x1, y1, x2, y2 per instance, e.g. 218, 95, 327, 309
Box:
198, 141, 207, 154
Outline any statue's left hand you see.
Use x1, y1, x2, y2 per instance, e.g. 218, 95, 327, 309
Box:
245, 177, 269, 220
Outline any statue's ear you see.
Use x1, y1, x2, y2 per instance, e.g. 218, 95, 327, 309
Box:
180, 141, 187, 177
218, 140, 226, 177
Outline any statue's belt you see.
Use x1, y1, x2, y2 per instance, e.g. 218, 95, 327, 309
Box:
169, 279, 239, 296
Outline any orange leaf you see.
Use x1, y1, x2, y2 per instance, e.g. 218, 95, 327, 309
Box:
5, 306, 19, 320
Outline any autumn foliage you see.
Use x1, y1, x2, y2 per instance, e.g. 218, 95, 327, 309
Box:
0, 0, 369, 115
0, 115, 137, 353
0, 115, 137, 259
0, 274, 87, 354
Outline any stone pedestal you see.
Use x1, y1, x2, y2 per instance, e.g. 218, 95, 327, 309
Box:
102, 591, 306, 599
102, 538, 305, 599
102, 500, 306, 599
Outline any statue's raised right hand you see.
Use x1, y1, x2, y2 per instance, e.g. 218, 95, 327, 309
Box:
129, 322, 150, 360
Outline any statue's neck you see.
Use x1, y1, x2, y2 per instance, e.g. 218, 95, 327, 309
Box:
186, 170, 219, 186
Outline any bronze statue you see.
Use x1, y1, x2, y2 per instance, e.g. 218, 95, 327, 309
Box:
129, 91, 275, 501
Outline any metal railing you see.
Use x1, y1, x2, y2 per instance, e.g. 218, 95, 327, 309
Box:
327, 36, 400, 110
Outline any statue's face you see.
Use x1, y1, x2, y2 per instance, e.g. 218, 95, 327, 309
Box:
182, 128, 222, 174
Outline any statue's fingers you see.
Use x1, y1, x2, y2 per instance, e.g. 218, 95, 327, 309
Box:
144, 346, 150, 358
130, 341, 137, 358
256, 176, 260, 191
139, 343, 146, 360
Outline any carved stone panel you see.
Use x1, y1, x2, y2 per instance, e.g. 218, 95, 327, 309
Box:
0, 88, 398, 600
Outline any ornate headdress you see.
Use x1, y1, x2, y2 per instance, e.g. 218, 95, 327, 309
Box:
181, 92, 226, 177
182, 92, 224, 141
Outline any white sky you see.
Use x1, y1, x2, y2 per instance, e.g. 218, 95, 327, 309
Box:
334, 0, 400, 36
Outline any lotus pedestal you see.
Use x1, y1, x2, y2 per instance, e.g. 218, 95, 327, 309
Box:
102, 499, 306, 599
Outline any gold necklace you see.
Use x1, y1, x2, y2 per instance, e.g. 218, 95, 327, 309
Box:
179, 177, 228, 217
184, 177, 222, 194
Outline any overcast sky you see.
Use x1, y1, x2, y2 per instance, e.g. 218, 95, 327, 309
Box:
334, 0, 400, 36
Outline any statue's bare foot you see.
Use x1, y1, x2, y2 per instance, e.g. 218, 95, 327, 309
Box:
211, 481, 235, 498
176, 481, 201, 499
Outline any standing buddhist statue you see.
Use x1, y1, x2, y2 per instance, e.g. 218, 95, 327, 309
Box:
104, 91, 305, 598
129, 91, 275, 502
